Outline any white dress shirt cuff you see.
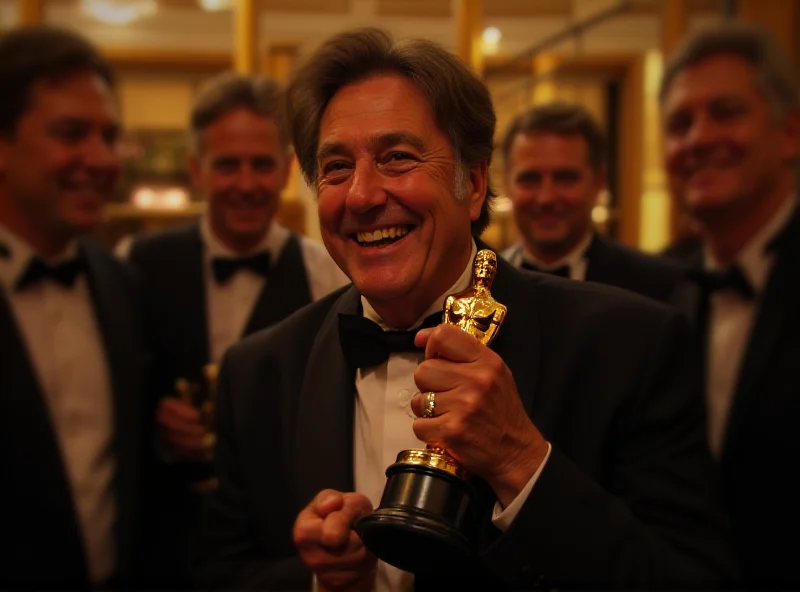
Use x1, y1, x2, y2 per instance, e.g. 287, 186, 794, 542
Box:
491, 442, 552, 532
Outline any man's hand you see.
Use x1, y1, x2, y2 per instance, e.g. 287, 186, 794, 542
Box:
156, 397, 207, 461
293, 490, 377, 592
411, 324, 549, 507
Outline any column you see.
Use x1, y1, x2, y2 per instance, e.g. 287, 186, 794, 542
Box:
234, 0, 257, 75
638, 0, 689, 251
18, 0, 44, 25
454, 0, 483, 76
531, 54, 560, 104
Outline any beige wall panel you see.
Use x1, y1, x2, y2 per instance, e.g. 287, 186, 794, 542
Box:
120, 78, 195, 130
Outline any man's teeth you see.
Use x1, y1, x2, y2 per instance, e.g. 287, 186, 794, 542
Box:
356, 226, 409, 244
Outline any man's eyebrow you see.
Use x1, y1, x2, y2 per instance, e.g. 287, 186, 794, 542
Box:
317, 132, 426, 162
317, 141, 348, 163
371, 132, 425, 154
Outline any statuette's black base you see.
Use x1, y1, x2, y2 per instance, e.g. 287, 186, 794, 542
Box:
356, 461, 475, 574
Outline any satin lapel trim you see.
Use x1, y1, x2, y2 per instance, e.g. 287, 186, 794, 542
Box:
184, 224, 211, 373
293, 286, 360, 505
488, 254, 542, 421
81, 243, 142, 572
725, 242, 795, 453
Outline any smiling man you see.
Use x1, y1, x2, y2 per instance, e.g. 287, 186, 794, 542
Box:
198, 28, 737, 591
501, 102, 683, 303
125, 72, 347, 587
0, 26, 156, 589
661, 24, 800, 589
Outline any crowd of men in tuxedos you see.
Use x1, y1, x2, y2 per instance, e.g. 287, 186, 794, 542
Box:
0, 17, 797, 592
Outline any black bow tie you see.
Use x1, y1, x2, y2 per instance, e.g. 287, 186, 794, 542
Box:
211, 252, 270, 284
521, 261, 571, 278
338, 311, 442, 371
16, 255, 86, 290
688, 265, 755, 300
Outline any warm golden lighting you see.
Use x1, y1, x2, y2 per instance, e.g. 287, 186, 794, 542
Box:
80, 0, 157, 25
131, 186, 190, 210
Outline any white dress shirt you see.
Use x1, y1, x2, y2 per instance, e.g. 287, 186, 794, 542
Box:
501, 232, 593, 281
352, 240, 551, 592
704, 196, 796, 457
200, 217, 349, 364
0, 224, 116, 584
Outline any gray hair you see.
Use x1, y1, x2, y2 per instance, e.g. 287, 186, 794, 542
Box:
190, 71, 290, 154
659, 22, 799, 119
286, 27, 497, 236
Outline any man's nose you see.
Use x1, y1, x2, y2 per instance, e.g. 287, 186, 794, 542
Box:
346, 161, 387, 213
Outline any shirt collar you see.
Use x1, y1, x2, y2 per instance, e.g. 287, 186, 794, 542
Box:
200, 215, 289, 263
362, 239, 478, 331
704, 195, 797, 292
521, 230, 593, 271
0, 222, 79, 289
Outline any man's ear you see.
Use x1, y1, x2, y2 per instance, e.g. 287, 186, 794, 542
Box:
466, 161, 489, 222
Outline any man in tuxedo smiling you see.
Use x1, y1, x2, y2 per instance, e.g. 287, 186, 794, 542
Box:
125, 72, 347, 586
501, 101, 683, 302
198, 28, 737, 591
0, 25, 155, 589
661, 23, 800, 589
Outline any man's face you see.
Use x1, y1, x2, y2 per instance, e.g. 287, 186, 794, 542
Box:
0, 72, 121, 245
662, 54, 799, 224
316, 74, 485, 320
505, 131, 603, 257
190, 108, 291, 252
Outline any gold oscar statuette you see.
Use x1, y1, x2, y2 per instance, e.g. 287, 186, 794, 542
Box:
356, 249, 507, 575
175, 364, 220, 493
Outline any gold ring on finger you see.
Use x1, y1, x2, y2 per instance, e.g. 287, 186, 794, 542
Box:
422, 391, 436, 418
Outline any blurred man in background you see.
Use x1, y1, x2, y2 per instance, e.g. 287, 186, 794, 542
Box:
0, 25, 156, 589
502, 101, 683, 303
125, 72, 347, 586
661, 23, 800, 589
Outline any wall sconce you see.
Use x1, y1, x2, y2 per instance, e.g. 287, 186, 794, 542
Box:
132, 186, 190, 210
80, 0, 158, 25
198, 0, 233, 11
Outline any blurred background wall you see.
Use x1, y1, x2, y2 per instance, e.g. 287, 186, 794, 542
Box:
2, 0, 798, 253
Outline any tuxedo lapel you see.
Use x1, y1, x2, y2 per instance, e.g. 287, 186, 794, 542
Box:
175, 224, 210, 377
489, 254, 542, 418
583, 234, 611, 283
669, 250, 705, 331
724, 210, 800, 455
292, 286, 360, 505
243, 233, 312, 337
81, 242, 146, 579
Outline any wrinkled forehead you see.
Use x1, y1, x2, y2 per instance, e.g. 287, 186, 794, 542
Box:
664, 54, 764, 111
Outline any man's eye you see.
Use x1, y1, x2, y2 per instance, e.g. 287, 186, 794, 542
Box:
322, 161, 349, 173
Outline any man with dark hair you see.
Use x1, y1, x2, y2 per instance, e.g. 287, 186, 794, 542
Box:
198, 28, 736, 591
661, 22, 800, 589
0, 25, 155, 589
501, 101, 683, 302
125, 71, 347, 586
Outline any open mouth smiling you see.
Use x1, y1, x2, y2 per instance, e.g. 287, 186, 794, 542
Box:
353, 225, 414, 247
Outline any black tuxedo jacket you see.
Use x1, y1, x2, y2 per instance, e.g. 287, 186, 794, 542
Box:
583, 235, 685, 303
670, 205, 800, 589
505, 235, 684, 303
0, 239, 155, 590
128, 221, 313, 389
127, 221, 315, 585
197, 250, 737, 590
